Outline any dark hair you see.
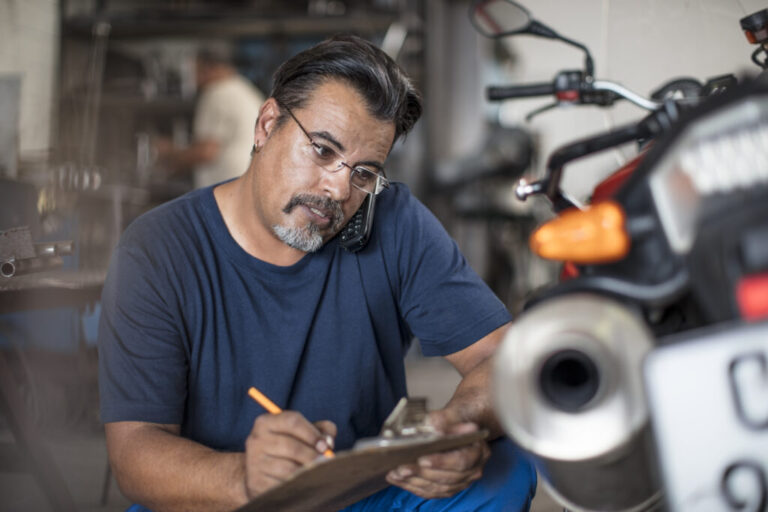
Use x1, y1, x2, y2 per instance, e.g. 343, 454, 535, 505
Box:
270, 34, 422, 144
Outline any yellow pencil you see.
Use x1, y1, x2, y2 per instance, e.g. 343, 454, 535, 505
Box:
247, 386, 335, 458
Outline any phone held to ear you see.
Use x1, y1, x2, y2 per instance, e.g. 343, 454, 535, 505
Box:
339, 194, 376, 253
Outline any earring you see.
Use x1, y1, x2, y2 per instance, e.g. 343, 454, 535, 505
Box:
252, 142, 261, 156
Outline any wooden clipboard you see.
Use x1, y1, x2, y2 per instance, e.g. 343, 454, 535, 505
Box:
234, 430, 488, 512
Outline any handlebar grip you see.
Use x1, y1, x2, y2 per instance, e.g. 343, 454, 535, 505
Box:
487, 83, 555, 101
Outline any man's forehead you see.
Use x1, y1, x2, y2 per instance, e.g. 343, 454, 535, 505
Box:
301, 80, 367, 111
300, 81, 396, 148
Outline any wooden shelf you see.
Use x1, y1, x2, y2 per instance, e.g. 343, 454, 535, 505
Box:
61, 93, 193, 111
62, 10, 398, 39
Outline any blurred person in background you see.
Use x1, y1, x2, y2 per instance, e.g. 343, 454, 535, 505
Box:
155, 44, 264, 189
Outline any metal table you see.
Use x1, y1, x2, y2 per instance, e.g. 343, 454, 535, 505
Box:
0, 269, 105, 512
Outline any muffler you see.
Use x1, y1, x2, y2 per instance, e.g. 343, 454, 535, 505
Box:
493, 293, 662, 511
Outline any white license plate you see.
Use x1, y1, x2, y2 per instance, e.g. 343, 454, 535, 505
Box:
644, 321, 768, 512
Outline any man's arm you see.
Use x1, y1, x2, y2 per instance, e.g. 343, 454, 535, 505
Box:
106, 422, 246, 512
385, 322, 511, 498
154, 137, 221, 175
106, 415, 336, 512
438, 321, 509, 438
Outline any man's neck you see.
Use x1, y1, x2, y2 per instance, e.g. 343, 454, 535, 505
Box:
200, 67, 236, 89
213, 176, 307, 267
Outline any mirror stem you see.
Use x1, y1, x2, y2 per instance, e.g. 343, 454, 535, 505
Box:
558, 35, 595, 78
529, 21, 595, 78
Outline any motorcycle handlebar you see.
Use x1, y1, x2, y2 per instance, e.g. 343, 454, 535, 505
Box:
487, 77, 661, 111
487, 83, 555, 101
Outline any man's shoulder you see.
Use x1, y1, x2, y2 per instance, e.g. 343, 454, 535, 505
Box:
121, 187, 210, 250
377, 182, 420, 216
363, 181, 446, 264
375, 181, 435, 234
204, 75, 263, 105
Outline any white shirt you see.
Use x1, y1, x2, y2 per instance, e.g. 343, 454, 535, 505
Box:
193, 74, 264, 189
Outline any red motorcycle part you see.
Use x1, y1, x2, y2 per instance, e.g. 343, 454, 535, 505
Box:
736, 272, 768, 321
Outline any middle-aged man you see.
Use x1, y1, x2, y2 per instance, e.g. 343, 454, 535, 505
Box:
98, 35, 537, 512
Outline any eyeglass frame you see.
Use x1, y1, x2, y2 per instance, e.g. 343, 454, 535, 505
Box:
275, 100, 390, 196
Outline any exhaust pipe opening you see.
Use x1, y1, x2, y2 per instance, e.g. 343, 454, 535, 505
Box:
1, 260, 16, 278
539, 349, 600, 412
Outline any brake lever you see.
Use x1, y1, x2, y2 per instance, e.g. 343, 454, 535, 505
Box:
515, 178, 583, 211
525, 102, 560, 122
524, 76, 622, 122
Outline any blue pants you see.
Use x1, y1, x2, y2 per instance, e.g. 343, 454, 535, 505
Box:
341, 438, 536, 512
126, 438, 536, 512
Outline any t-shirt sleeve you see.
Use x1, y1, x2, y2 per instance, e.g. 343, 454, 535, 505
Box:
385, 187, 512, 356
98, 237, 188, 424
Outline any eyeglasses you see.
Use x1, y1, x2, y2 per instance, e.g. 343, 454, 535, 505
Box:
277, 101, 390, 196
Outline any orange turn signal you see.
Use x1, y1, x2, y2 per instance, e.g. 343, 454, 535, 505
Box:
530, 201, 630, 264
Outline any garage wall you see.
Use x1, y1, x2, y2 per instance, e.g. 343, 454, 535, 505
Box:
0, 0, 59, 165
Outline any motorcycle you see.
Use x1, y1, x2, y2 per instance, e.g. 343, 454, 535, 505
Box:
469, 1, 768, 511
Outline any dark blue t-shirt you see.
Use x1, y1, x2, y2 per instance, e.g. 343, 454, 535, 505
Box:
98, 183, 511, 451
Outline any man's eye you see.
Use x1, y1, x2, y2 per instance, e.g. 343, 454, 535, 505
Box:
352, 168, 377, 182
311, 143, 336, 160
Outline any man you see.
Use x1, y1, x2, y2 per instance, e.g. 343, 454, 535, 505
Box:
155, 45, 264, 189
98, 35, 536, 511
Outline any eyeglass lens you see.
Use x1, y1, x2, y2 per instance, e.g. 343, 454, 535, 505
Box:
301, 143, 384, 194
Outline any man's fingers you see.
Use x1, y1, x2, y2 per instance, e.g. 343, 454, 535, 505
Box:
313, 420, 338, 450
384, 440, 490, 499
259, 456, 307, 482
249, 412, 332, 463
244, 412, 335, 498
264, 411, 327, 446
260, 430, 326, 462
248, 452, 304, 481
386, 469, 483, 499
313, 420, 337, 437
411, 464, 484, 485
442, 421, 479, 436
417, 441, 489, 472
254, 412, 330, 452
426, 409, 468, 434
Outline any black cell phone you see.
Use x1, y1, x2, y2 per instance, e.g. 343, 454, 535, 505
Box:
339, 193, 376, 253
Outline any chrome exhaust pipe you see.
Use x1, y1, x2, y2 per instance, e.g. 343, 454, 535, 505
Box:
493, 293, 663, 512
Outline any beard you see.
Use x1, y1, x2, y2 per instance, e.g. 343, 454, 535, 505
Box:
272, 194, 345, 253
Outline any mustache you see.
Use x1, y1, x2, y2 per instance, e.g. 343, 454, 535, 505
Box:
283, 194, 344, 227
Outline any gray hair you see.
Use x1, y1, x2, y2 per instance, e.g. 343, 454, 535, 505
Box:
270, 34, 422, 144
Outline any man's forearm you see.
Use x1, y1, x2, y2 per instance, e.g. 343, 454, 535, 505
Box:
443, 357, 505, 439
106, 422, 247, 512
155, 138, 220, 174
441, 323, 510, 438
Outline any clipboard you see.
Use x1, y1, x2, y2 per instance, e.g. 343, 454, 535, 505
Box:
234, 399, 489, 512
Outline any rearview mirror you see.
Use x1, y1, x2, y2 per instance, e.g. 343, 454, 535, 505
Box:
470, 0, 532, 37
469, 0, 596, 77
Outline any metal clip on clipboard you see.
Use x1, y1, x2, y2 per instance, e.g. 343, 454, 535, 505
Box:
353, 397, 439, 450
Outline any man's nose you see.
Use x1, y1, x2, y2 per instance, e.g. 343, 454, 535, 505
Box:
320, 165, 353, 202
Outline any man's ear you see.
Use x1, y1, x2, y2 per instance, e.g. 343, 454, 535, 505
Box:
255, 98, 281, 141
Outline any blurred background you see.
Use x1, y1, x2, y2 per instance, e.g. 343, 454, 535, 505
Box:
0, 0, 761, 510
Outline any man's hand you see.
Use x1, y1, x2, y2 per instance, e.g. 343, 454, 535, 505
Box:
383, 324, 509, 499
152, 136, 220, 174
244, 411, 337, 498
384, 409, 490, 499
